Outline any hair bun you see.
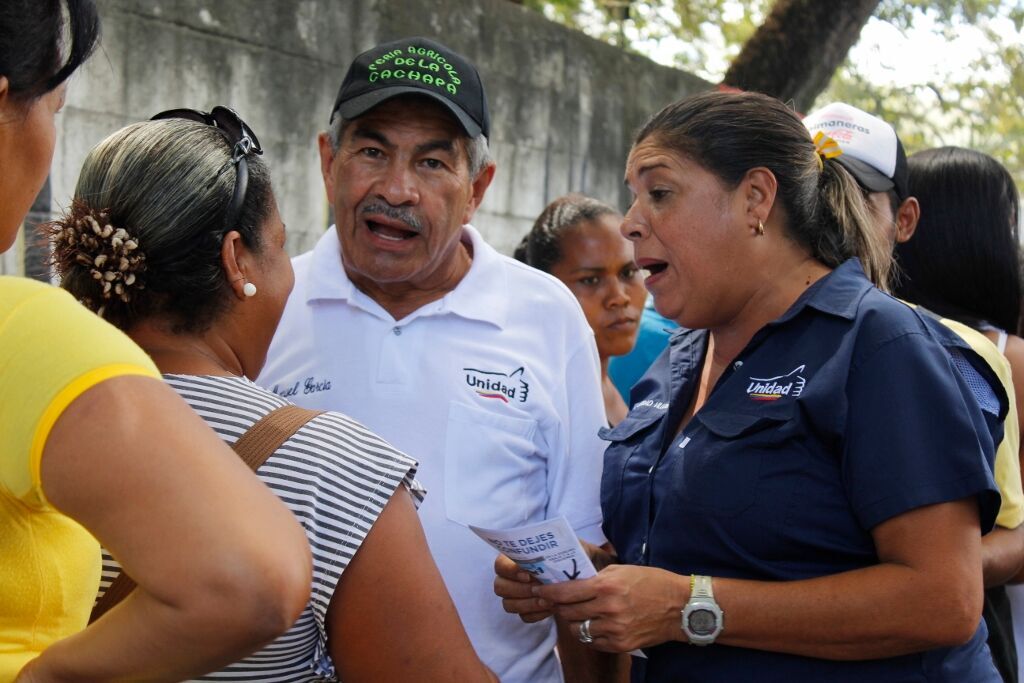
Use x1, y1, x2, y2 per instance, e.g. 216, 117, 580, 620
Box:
49, 199, 147, 312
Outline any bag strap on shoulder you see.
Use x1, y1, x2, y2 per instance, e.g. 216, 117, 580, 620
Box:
89, 404, 323, 623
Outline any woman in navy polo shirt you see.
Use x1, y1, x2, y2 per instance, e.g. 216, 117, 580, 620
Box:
495, 91, 1002, 682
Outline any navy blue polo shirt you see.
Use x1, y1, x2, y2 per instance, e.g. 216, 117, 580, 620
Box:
600, 259, 1001, 683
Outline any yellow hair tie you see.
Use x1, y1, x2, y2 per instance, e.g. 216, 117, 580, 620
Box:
813, 131, 843, 170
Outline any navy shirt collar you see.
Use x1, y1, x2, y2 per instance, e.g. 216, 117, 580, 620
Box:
782, 258, 871, 323
666, 258, 871, 350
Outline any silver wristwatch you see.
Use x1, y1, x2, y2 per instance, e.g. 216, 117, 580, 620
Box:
681, 574, 724, 645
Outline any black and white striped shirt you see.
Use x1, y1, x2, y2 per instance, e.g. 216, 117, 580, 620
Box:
97, 374, 423, 682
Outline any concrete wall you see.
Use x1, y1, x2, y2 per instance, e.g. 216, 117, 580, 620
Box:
3, 0, 709, 275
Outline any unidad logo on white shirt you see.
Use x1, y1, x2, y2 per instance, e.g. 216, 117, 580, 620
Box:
463, 366, 529, 404
746, 365, 806, 401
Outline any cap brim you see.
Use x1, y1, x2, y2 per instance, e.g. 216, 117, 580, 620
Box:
337, 86, 483, 138
836, 155, 895, 194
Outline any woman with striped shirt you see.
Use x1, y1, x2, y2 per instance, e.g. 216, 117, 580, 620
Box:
50, 112, 496, 682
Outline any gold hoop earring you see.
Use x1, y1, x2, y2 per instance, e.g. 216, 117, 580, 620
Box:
756, 220, 765, 236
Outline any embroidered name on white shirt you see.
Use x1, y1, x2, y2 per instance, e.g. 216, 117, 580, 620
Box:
271, 376, 333, 398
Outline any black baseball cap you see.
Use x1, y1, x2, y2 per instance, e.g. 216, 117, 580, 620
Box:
330, 37, 490, 139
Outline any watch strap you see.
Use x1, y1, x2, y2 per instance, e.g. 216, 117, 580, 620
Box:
691, 574, 714, 599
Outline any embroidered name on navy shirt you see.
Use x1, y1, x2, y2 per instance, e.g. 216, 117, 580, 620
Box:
633, 399, 669, 411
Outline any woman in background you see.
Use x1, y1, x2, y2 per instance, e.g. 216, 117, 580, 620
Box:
895, 146, 1024, 681
515, 194, 646, 425
1, 2, 311, 681
895, 147, 1023, 450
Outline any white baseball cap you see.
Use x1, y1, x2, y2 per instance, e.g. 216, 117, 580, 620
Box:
803, 102, 909, 199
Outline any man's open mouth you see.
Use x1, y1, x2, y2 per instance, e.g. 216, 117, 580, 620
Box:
367, 220, 418, 242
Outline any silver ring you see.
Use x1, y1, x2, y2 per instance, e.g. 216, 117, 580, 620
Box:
578, 618, 594, 644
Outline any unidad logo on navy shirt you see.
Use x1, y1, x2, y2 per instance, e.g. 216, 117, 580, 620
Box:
464, 366, 529, 404
746, 365, 806, 401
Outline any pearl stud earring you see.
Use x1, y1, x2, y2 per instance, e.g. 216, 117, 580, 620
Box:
243, 282, 257, 297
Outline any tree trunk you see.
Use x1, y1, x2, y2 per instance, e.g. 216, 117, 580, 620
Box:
723, 0, 881, 113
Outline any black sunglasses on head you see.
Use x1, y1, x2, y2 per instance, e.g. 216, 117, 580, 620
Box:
150, 106, 263, 233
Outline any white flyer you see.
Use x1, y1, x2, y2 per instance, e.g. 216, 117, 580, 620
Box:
470, 515, 597, 584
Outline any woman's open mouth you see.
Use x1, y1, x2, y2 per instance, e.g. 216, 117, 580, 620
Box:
644, 263, 667, 276
637, 258, 668, 285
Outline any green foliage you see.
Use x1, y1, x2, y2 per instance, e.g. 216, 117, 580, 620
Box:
518, 0, 1024, 189
820, 1, 1024, 189
520, 0, 583, 27
876, 0, 1022, 27
521, 0, 770, 76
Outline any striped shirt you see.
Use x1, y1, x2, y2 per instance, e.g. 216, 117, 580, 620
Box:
97, 374, 423, 681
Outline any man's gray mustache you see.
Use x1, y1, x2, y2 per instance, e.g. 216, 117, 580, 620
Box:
361, 203, 422, 231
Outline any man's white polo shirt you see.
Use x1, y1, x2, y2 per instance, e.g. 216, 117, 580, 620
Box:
259, 224, 607, 683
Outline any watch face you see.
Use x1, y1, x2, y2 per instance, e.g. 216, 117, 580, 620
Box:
688, 608, 717, 635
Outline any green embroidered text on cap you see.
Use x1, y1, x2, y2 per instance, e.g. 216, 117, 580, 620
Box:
331, 36, 491, 138
366, 46, 462, 96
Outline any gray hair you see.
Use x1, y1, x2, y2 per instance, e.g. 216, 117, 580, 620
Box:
52, 118, 274, 332
327, 111, 493, 179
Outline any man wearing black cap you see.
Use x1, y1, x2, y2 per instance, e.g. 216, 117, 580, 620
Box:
806, 102, 1024, 683
259, 37, 609, 683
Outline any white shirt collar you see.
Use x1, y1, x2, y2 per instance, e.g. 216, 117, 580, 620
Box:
304, 224, 508, 329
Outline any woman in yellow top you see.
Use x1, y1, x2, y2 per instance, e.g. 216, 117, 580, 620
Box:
1, 2, 311, 680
